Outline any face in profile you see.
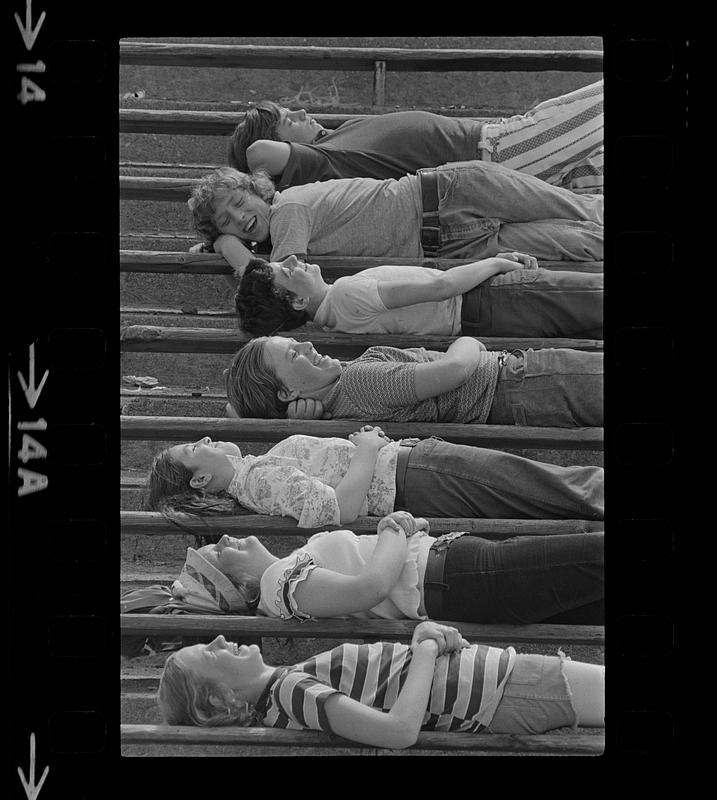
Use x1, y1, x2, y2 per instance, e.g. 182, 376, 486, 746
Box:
175, 634, 265, 690
197, 534, 275, 581
262, 336, 342, 402
269, 255, 325, 301
167, 437, 241, 491
212, 187, 271, 243
275, 107, 325, 144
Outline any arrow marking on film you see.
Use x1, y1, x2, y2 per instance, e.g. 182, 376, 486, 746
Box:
17, 733, 49, 800
17, 343, 49, 409
14, 0, 46, 51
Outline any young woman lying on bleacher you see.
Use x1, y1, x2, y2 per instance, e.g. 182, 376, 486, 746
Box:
167, 511, 603, 625
157, 622, 604, 747
145, 428, 603, 525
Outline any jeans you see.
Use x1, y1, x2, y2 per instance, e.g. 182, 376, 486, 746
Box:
430, 159, 603, 261
425, 531, 604, 624
400, 438, 603, 520
487, 349, 603, 427
461, 267, 603, 338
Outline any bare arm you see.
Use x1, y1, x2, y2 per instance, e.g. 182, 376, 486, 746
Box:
246, 140, 291, 176
291, 512, 421, 618
213, 234, 255, 280
376, 254, 536, 309
333, 430, 388, 524
412, 337, 487, 401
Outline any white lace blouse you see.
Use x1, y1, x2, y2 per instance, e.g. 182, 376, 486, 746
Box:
226, 435, 401, 528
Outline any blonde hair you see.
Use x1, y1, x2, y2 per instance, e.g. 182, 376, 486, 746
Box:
158, 651, 261, 727
188, 167, 276, 247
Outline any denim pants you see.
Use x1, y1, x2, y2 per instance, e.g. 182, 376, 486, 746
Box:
430, 159, 603, 261
425, 531, 604, 624
400, 438, 603, 520
486, 349, 603, 427
461, 267, 603, 338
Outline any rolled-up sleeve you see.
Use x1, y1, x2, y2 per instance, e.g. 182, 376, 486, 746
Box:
245, 464, 341, 528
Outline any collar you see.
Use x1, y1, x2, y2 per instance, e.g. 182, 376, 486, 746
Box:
254, 666, 289, 715
311, 283, 334, 328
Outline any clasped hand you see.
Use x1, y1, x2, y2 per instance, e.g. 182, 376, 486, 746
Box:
411, 621, 470, 656
494, 251, 539, 272
377, 510, 430, 538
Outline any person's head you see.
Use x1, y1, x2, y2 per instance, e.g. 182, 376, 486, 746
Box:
225, 336, 341, 418
144, 437, 242, 514
188, 167, 276, 247
235, 255, 328, 335
157, 635, 267, 726
228, 102, 327, 171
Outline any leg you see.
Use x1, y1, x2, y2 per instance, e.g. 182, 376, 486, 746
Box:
435, 159, 603, 225
559, 145, 604, 195
436, 531, 604, 624
480, 80, 604, 193
461, 267, 603, 337
487, 348, 603, 427
562, 659, 605, 726
403, 438, 603, 519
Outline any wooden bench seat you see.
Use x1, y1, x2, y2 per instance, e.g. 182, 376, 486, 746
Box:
120, 323, 603, 356
121, 511, 603, 538
120, 414, 604, 450
120, 723, 604, 755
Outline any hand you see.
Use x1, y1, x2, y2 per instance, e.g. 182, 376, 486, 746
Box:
494, 251, 539, 271
189, 242, 206, 254
286, 398, 332, 419
225, 402, 239, 419
348, 427, 391, 452
377, 511, 430, 538
411, 622, 470, 655
352, 424, 392, 443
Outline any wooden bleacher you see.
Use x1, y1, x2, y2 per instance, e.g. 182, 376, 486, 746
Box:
120, 39, 604, 756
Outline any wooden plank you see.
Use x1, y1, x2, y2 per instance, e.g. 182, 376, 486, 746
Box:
121, 511, 604, 538
121, 614, 605, 645
120, 108, 496, 136
119, 43, 604, 72
120, 724, 604, 754
121, 175, 198, 202
120, 415, 605, 450
120, 250, 604, 276
373, 60, 386, 106
120, 324, 603, 355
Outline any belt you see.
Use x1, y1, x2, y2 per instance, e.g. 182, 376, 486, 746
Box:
393, 444, 412, 509
418, 168, 441, 256
423, 531, 468, 619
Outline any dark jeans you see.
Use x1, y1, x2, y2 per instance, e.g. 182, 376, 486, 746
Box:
400, 437, 603, 520
425, 531, 604, 624
461, 268, 603, 339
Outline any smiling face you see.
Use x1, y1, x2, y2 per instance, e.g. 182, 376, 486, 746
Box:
167, 437, 241, 492
212, 187, 271, 243
270, 255, 327, 304
262, 336, 342, 401
196, 534, 275, 582
176, 635, 266, 693
275, 107, 325, 144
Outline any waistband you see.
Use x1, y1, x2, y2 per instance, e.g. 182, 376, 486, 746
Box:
497, 348, 525, 368
423, 531, 469, 619
393, 444, 412, 509
418, 168, 441, 257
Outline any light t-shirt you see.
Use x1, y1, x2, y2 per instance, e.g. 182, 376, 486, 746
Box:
269, 175, 423, 262
312, 265, 463, 335
257, 528, 434, 620
226, 435, 400, 528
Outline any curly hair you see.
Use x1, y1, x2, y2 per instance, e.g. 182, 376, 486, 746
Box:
235, 258, 309, 336
227, 101, 283, 172
158, 651, 263, 727
225, 338, 289, 420
187, 167, 276, 247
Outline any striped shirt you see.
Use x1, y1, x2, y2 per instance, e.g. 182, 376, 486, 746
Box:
257, 641, 514, 734
322, 346, 501, 424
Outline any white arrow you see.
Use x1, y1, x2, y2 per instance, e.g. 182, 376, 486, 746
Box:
14, 0, 46, 52
17, 733, 49, 800
17, 343, 49, 409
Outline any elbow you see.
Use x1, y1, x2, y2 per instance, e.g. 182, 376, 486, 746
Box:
384, 722, 420, 750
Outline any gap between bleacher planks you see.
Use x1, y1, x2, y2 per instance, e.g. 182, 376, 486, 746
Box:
120, 250, 604, 275
120, 324, 603, 355
120, 415, 604, 450
121, 614, 604, 645
121, 511, 603, 538
120, 724, 604, 755
120, 42, 604, 72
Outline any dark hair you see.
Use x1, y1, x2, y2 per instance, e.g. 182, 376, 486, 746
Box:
227, 101, 283, 172
225, 338, 289, 420
235, 258, 309, 336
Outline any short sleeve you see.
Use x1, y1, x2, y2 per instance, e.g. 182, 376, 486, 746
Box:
277, 143, 338, 189
244, 463, 341, 528
269, 669, 341, 731
270, 202, 313, 261
332, 276, 387, 319
343, 359, 419, 411
263, 551, 319, 621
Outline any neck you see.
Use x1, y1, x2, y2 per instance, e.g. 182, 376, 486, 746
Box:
305, 282, 330, 318
229, 664, 276, 706
299, 371, 341, 403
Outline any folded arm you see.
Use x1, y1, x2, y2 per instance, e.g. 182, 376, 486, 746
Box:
413, 337, 487, 400
246, 140, 291, 176
213, 234, 256, 280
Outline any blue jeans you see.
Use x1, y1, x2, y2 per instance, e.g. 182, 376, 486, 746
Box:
486, 349, 603, 427
430, 160, 603, 261
461, 268, 603, 338
400, 438, 603, 520
427, 531, 604, 624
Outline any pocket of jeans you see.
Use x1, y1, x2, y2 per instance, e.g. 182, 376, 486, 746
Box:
510, 403, 528, 426
508, 655, 544, 686
489, 269, 541, 287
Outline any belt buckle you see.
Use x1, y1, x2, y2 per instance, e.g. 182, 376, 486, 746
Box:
433, 530, 469, 551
